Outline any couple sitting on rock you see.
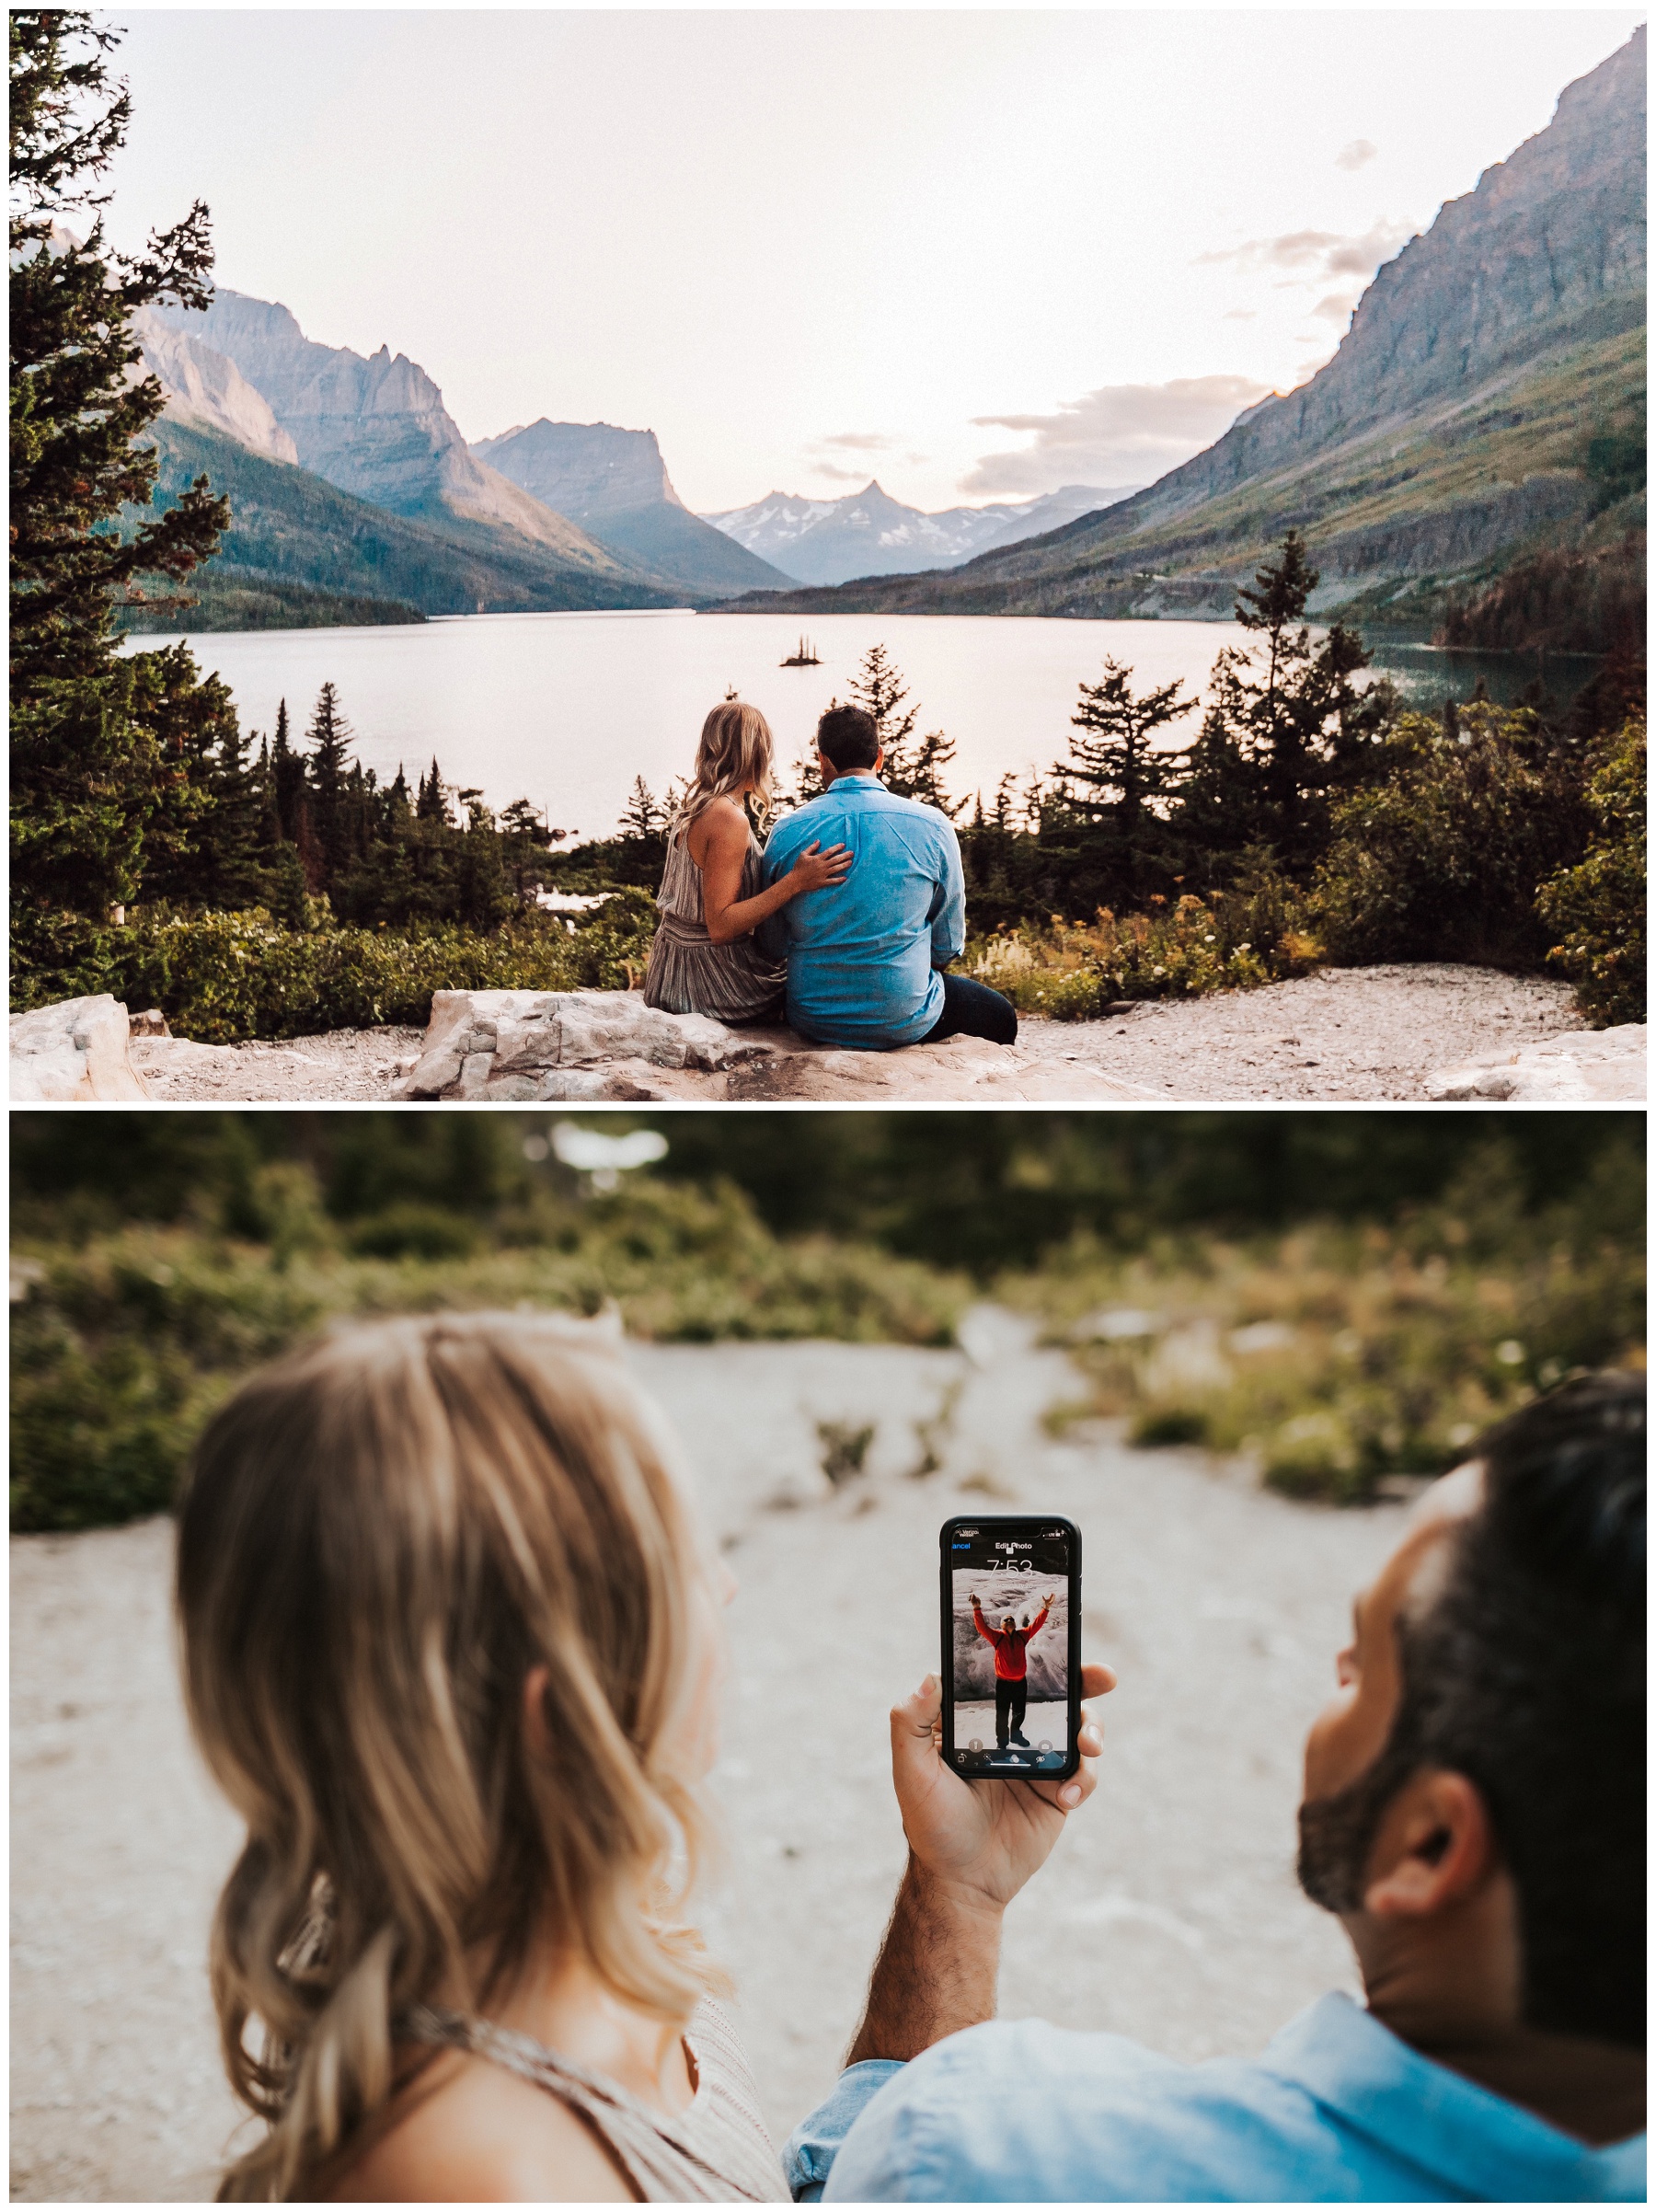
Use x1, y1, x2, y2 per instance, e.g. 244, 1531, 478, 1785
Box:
641, 698, 1018, 1051
178, 1318, 1643, 2202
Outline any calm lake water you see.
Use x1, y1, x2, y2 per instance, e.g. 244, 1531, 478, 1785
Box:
122, 612, 1595, 841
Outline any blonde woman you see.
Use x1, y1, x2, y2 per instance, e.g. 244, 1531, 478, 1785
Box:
642, 698, 849, 1021
174, 1311, 786, 2202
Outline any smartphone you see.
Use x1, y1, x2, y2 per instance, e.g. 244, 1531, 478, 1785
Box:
939, 1515, 1082, 1780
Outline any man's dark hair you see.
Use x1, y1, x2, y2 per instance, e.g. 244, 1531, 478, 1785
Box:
817, 704, 880, 772
1300, 1372, 1645, 2047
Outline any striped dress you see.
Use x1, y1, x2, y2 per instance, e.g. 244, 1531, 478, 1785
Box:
641, 826, 787, 1024
400, 1997, 788, 2202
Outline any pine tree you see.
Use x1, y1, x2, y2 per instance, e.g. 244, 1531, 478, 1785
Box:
1057, 660, 1191, 904
620, 776, 666, 839
843, 643, 961, 812
304, 681, 353, 887
9, 11, 230, 926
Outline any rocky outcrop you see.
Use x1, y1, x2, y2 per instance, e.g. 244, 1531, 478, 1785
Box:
395, 989, 1159, 1102
132, 309, 298, 464
1426, 1024, 1645, 1100
10, 997, 147, 1101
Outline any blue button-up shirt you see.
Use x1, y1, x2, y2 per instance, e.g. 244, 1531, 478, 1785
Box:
786, 1994, 1646, 2203
756, 776, 965, 1049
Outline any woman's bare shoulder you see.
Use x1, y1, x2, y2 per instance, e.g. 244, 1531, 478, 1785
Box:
686, 796, 752, 854
332, 2050, 634, 2204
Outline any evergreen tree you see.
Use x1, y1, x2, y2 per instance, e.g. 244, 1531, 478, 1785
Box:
305, 681, 353, 883
842, 643, 963, 812
619, 777, 666, 839
1055, 659, 1192, 904
9, 11, 229, 925
416, 756, 454, 825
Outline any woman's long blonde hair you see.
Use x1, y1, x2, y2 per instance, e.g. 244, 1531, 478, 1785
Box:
674, 699, 775, 833
175, 1310, 722, 2201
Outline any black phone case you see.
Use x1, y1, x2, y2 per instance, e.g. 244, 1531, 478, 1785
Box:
939, 1514, 1083, 1781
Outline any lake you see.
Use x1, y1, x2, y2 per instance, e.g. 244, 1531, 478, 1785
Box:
121, 612, 1596, 841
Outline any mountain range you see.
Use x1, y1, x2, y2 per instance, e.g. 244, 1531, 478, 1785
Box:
698, 479, 1139, 586
129, 298, 1116, 625
717, 28, 1646, 637
472, 419, 794, 595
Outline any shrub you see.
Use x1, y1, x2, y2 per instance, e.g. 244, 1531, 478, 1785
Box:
1314, 707, 1588, 968
965, 876, 1321, 1019
1538, 719, 1646, 1026
8, 893, 661, 1043
10, 1169, 969, 1531
1005, 1137, 1644, 1503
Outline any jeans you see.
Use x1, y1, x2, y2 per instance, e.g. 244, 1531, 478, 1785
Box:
995, 1676, 1029, 1745
921, 972, 1018, 1046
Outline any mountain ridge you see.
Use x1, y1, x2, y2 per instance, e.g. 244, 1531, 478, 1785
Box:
474, 418, 798, 594
717, 28, 1645, 625
700, 478, 1139, 585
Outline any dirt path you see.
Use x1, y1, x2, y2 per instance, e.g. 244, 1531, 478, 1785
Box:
1014, 962, 1580, 1100
12, 1315, 1409, 2199
127, 965, 1581, 1102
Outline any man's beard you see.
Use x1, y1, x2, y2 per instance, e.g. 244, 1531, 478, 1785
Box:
1296, 1726, 1421, 1915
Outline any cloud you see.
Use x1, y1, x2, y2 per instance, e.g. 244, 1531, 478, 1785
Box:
960, 374, 1272, 497
1336, 138, 1378, 171
1223, 308, 1257, 321
1196, 219, 1414, 285
811, 459, 873, 483
815, 431, 893, 453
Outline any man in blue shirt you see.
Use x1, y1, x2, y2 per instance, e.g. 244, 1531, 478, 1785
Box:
788, 1374, 1646, 2202
756, 705, 1017, 1051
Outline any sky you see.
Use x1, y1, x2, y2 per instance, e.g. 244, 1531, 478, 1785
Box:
102, 9, 1644, 514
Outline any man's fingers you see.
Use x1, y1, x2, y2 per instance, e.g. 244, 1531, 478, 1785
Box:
891, 1672, 943, 1741
1029, 1758, 1098, 1815
1080, 1662, 1117, 1697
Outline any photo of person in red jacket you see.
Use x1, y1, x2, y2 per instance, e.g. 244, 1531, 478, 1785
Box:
972, 1592, 1055, 1748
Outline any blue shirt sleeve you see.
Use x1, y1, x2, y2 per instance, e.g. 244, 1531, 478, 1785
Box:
928, 821, 966, 966
784, 2062, 905, 2201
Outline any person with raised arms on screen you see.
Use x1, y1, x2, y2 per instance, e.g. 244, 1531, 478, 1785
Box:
787, 1374, 1646, 2204
755, 704, 1018, 1052
970, 1591, 1053, 1749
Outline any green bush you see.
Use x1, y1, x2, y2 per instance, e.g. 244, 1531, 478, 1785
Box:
9, 893, 661, 1043
10, 1169, 969, 1532
965, 877, 1322, 1019
1314, 707, 1586, 968
1006, 1138, 1644, 1503
1538, 719, 1646, 1025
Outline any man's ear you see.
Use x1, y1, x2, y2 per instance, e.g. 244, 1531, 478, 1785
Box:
1363, 1768, 1497, 1920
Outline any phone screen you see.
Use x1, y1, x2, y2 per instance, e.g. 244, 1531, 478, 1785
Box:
940, 1515, 1080, 1780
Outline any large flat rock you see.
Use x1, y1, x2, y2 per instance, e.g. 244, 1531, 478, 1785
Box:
9, 996, 146, 1101
1426, 1024, 1646, 1101
395, 990, 1160, 1102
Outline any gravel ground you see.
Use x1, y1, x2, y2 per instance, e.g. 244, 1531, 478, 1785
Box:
1015, 963, 1581, 1100
127, 965, 1579, 1102
132, 1026, 422, 1101
12, 1314, 1409, 2200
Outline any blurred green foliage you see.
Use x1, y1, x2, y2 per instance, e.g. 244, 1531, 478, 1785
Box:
11, 1110, 1641, 1527
1005, 1135, 1643, 1503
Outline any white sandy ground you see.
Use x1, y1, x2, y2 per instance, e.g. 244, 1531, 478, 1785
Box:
10, 1310, 1413, 2199
126, 964, 1583, 1103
